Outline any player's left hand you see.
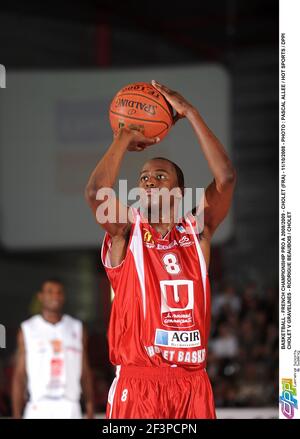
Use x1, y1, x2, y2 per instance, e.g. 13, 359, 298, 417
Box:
151, 80, 193, 123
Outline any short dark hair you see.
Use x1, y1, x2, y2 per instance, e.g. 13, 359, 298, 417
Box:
151, 157, 185, 195
40, 278, 64, 291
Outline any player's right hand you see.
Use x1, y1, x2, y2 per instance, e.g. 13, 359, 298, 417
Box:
116, 127, 160, 152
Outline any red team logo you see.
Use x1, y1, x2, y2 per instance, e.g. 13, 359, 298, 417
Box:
160, 279, 194, 328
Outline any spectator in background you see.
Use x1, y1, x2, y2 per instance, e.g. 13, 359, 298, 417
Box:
209, 278, 278, 407
11, 278, 94, 419
210, 323, 239, 359
212, 282, 241, 317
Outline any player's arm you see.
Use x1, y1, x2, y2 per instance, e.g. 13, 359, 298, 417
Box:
85, 127, 159, 235
152, 80, 236, 237
81, 326, 94, 419
85, 128, 158, 266
11, 328, 27, 419
187, 109, 236, 236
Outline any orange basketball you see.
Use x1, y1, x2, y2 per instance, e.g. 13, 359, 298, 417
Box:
109, 82, 173, 141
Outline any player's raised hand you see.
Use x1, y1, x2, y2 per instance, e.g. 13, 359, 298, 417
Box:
151, 80, 193, 123
116, 127, 160, 152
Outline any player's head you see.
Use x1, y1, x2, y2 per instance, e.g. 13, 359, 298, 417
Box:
139, 157, 184, 193
139, 157, 184, 215
38, 278, 65, 313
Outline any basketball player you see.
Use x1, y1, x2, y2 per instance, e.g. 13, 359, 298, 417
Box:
11, 278, 94, 419
85, 80, 236, 418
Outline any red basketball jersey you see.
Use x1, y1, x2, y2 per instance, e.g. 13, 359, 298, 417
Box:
101, 209, 211, 370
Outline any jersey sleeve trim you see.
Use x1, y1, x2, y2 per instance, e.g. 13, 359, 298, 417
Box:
100, 207, 139, 270
186, 214, 208, 318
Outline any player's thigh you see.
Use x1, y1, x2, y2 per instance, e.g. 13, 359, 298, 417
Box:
187, 373, 216, 419
107, 377, 159, 419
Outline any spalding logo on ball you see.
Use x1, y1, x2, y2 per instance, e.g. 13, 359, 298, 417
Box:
109, 82, 174, 142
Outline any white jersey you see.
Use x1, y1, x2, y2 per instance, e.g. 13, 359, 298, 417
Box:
21, 314, 83, 403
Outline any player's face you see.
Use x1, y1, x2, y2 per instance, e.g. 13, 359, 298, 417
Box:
39, 282, 65, 313
139, 159, 180, 212
139, 159, 179, 191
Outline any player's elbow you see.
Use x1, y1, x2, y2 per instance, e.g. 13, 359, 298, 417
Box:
85, 185, 98, 207
218, 167, 237, 191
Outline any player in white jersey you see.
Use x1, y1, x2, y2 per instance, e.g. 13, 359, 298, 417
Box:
11, 278, 94, 419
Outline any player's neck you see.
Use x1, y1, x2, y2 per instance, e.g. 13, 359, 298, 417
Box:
145, 205, 178, 224
148, 207, 178, 237
151, 221, 174, 238
143, 203, 179, 237
41, 310, 63, 325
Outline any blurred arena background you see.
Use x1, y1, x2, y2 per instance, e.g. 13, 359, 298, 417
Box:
0, 1, 278, 418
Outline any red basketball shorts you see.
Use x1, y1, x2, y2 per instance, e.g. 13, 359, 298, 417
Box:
106, 365, 216, 419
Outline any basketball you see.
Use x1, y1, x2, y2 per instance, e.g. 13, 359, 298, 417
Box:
109, 82, 173, 141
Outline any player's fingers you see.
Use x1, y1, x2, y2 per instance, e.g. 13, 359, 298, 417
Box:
136, 142, 152, 151
144, 137, 160, 147
144, 136, 160, 144
134, 132, 160, 144
128, 137, 159, 151
128, 144, 144, 151
151, 80, 172, 95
